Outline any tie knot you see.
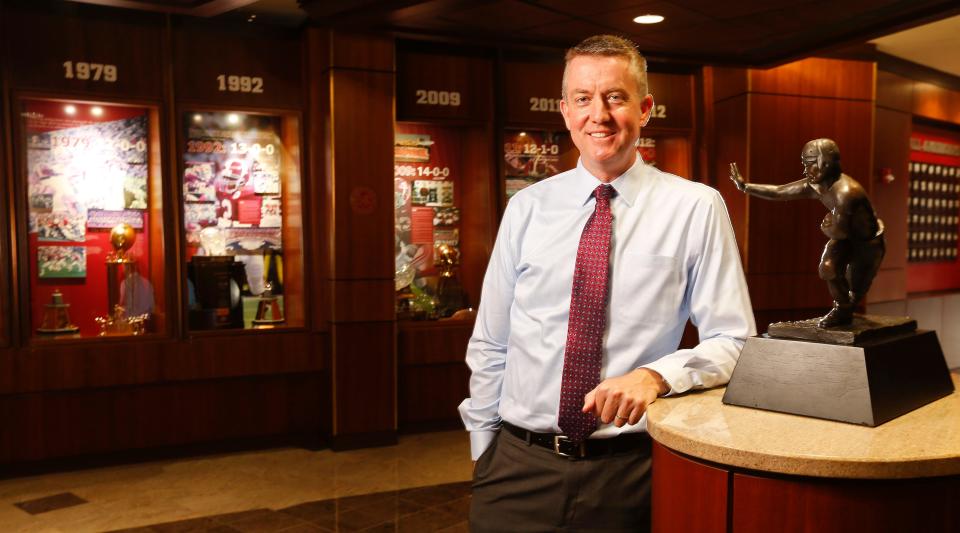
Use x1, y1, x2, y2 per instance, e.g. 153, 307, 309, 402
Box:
594, 184, 615, 202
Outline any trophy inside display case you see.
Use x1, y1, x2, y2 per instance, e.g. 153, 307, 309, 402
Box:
182, 111, 299, 330
37, 288, 79, 336
95, 222, 151, 336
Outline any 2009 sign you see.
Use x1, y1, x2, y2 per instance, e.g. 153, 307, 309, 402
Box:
415, 89, 461, 107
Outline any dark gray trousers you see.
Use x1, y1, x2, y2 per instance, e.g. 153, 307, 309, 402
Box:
469, 428, 652, 533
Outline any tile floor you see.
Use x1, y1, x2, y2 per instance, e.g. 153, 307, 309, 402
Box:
1, 431, 473, 532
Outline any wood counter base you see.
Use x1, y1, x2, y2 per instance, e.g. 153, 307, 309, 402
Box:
652, 441, 960, 533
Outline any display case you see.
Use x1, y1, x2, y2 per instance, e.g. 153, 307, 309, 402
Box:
394, 46, 495, 321
180, 110, 303, 331
906, 126, 960, 293
15, 97, 167, 339
172, 19, 306, 333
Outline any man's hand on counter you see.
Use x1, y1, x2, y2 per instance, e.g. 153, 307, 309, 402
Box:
582, 368, 669, 428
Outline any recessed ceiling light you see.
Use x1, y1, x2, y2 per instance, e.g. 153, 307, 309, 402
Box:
193, 114, 203, 123
227, 113, 240, 125
90, 106, 103, 117
64, 105, 76, 115
633, 14, 664, 24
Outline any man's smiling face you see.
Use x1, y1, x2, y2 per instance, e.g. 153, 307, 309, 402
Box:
560, 55, 653, 182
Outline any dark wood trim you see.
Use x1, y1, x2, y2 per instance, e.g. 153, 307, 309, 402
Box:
0, 41, 12, 348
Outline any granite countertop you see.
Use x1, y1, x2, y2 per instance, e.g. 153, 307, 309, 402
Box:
645, 373, 960, 479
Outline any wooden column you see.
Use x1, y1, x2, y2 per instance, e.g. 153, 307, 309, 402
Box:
870, 70, 914, 303
307, 29, 397, 449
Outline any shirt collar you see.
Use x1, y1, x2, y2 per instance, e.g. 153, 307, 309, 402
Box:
572, 155, 648, 207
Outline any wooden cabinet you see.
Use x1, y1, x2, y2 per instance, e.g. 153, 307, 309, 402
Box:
654, 442, 960, 533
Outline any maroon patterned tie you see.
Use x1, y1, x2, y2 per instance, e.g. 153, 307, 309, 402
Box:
558, 184, 614, 442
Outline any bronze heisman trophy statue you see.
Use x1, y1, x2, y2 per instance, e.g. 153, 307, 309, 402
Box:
730, 138, 885, 328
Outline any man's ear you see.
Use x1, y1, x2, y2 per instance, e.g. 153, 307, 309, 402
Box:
560, 97, 572, 131
639, 94, 654, 127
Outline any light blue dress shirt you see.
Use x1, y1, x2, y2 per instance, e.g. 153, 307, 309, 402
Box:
459, 157, 756, 460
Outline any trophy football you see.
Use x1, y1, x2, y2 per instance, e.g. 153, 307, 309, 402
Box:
95, 223, 149, 336
723, 138, 954, 426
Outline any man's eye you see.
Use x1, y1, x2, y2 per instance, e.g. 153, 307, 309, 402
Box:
575, 96, 589, 105
608, 94, 623, 102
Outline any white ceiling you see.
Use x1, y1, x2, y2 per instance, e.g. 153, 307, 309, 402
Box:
871, 14, 960, 77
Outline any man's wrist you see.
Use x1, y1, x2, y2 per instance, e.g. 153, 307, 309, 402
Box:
636, 368, 670, 396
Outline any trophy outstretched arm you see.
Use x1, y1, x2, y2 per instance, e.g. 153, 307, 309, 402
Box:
729, 162, 817, 201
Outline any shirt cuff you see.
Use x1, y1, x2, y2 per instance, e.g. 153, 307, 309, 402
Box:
641, 359, 693, 396
469, 430, 499, 460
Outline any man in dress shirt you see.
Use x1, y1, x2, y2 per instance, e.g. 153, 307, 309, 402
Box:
460, 35, 755, 532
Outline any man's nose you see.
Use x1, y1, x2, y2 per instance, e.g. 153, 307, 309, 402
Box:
589, 98, 610, 122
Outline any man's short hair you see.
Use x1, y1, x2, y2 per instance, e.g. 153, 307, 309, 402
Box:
562, 35, 649, 99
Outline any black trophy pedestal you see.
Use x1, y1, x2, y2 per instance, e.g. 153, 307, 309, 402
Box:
723, 323, 955, 426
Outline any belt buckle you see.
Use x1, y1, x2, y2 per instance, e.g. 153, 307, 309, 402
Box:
553, 435, 586, 459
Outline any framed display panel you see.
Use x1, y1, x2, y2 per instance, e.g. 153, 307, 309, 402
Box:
394, 123, 465, 319
15, 97, 168, 340
502, 129, 577, 200
394, 122, 495, 321
906, 127, 960, 293
180, 110, 304, 331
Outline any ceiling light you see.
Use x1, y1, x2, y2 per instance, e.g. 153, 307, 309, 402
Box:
633, 14, 664, 24
64, 105, 76, 115
227, 113, 240, 125
193, 114, 203, 123
90, 106, 103, 117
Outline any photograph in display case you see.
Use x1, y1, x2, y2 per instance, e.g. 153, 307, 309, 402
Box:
182, 111, 296, 330
21, 99, 161, 338
503, 129, 576, 199
394, 124, 470, 319
37, 246, 86, 279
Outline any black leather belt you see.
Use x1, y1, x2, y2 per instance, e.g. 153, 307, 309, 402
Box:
502, 421, 651, 459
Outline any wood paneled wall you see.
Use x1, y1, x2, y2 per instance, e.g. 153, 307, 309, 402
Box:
708, 59, 876, 328
306, 29, 398, 449
871, 71, 913, 304
0, 4, 329, 467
